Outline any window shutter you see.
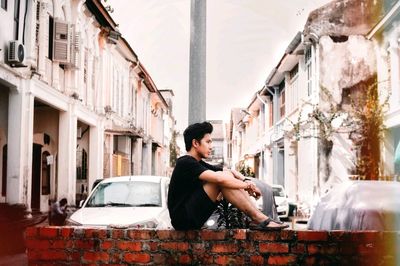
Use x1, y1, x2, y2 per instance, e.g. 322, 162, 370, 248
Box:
52, 19, 70, 63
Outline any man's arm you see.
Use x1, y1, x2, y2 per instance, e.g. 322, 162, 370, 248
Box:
230, 169, 248, 181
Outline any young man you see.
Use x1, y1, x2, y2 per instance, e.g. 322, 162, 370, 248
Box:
167, 121, 288, 230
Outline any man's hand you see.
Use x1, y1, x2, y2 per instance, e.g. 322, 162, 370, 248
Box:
244, 181, 261, 199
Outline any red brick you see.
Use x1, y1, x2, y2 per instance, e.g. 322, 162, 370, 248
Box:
200, 230, 227, 240
52, 240, 73, 249
329, 231, 351, 242
39, 227, 59, 238
101, 240, 114, 250
250, 255, 264, 265
127, 229, 153, 240
160, 242, 189, 251
75, 239, 95, 249
142, 241, 158, 251
25, 227, 38, 237
156, 230, 186, 240
297, 231, 328, 242
241, 242, 256, 253
211, 243, 238, 253
153, 253, 166, 264
231, 229, 247, 240
195, 254, 213, 265
267, 255, 297, 265
349, 231, 381, 242
111, 229, 126, 239
259, 243, 289, 253
308, 244, 338, 255
83, 251, 110, 263
179, 254, 192, 264
41, 250, 68, 260
280, 230, 295, 241
214, 255, 244, 265
69, 252, 81, 262
25, 239, 51, 249
249, 231, 280, 241
339, 242, 356, 255
191, 243, 206, 254
60, 227, 74, 238
291, 243, 306, 254
83, 228, 107, 239
124, 253, 151, 264
357, 242, 377, 255
185, 230, 198, 240
116, 241, 142, 251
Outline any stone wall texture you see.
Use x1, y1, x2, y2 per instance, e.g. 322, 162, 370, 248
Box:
25, 226, 399, 265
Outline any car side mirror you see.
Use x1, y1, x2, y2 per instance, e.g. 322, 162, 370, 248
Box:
79, 200, 84, 208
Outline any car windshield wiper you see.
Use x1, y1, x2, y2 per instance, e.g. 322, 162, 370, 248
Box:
134, 203, 160, 207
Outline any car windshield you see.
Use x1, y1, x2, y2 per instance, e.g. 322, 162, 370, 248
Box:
85, 181, 161, 207
273, 187, 285, 197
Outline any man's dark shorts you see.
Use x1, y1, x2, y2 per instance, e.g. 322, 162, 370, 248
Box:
171, 186, 218, 230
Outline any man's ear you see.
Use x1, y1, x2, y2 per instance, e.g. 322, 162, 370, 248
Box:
192, 139, 199, 148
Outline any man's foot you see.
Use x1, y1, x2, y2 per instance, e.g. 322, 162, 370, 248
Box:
249, 217, 289, 231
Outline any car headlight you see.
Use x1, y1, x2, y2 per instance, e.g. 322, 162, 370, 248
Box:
128, 220, 157, 229
65, 218, 82, 226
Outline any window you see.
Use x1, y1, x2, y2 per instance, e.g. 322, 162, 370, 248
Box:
1, 0, 7, 10
13, 0, 20, 40
305, 46, 313, 96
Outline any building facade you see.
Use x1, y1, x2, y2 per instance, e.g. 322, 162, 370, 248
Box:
228, 0, 398, 207
0, 0, 173, 213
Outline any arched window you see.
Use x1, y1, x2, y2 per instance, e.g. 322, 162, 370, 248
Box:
41, 151, 51, 195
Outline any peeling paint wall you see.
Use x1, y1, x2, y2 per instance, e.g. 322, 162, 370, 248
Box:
319, 35, 376, 110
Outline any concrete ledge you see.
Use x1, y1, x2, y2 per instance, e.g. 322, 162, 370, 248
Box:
25, 226, 399, 265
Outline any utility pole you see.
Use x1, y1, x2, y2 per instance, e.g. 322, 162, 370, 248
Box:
188, 0, 206, 125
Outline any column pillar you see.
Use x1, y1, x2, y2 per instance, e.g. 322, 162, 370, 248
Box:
7, 86, 34, 206
58, 105, 77, 204
88, 121, 103, 190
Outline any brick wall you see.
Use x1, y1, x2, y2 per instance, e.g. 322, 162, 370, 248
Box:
25, 227, 398, 265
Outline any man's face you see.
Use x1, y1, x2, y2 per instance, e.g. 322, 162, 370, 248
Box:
194, 133, 213, 159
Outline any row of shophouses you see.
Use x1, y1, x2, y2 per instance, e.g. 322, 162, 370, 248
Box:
0, 0, 176, 213
227, 0, 400, 207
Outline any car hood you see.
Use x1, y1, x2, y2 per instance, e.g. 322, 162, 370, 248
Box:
69, 207, 164, 226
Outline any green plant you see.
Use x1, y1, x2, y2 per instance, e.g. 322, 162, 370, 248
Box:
215, 199, 250, 229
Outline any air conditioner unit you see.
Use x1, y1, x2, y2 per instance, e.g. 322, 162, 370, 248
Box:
8, 40, 26, 67
52, 19, 70, 64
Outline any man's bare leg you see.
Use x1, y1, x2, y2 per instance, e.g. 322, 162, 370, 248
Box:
203, 182, 282, 227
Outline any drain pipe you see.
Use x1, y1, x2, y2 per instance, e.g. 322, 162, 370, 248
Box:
265, 85, 279, 185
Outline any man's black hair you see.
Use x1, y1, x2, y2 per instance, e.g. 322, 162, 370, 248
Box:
60, 198, 67, 206
183, 121, 213, 151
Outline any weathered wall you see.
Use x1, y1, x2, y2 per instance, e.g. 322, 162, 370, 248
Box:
25, 226, 398, 265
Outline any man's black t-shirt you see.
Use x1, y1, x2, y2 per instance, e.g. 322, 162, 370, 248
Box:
167, 155, 221, 228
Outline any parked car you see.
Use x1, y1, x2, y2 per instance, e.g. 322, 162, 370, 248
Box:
308, 180, 400, 230
66, 175, 172, 229
272, 185, 289, 219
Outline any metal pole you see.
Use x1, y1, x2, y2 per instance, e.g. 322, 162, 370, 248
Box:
188, 0, 206, 125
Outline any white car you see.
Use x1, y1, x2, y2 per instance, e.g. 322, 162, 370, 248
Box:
272, 185, 289, 219
67, 175, 172, 229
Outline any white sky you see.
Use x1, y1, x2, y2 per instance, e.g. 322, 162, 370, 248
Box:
110, 0, 332, 132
